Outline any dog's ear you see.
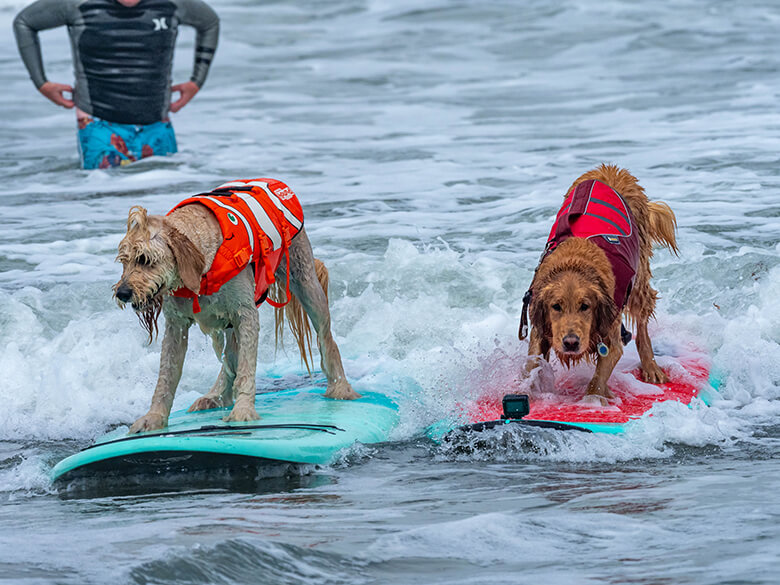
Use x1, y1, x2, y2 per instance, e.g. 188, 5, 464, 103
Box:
529, 289, 552, 339
164, 224, 205, 294
593, 290, 619, 340
127, 206, 149, 236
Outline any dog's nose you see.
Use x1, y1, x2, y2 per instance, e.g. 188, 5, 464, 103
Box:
562, 334, 580, 353
115, 284, 133, 303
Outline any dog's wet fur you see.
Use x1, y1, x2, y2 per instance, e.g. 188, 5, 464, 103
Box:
114, 198, 359, 435
524, 164, 678, 404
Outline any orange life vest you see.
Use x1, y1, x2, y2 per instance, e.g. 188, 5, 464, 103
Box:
168, 178, 304, 313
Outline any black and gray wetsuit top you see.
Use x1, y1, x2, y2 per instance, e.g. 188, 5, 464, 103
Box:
13, 0, 219, 125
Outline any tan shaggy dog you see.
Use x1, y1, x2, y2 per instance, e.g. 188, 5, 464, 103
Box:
113, 193, 359, 435
520, 164, 678, 404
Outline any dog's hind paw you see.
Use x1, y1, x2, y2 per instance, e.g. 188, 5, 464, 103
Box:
324, 381, 361, 400
188, 396, 223, 412
129, 411, 167, 434
224, 402, 260, 423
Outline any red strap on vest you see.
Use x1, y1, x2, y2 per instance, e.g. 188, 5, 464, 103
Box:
265, 226, 292, 309
175, 289, 202, 313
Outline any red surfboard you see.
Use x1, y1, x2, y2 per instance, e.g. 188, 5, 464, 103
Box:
459, 339, 718, 434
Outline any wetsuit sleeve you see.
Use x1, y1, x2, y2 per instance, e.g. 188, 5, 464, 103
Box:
176, 0, 220, 88
12, 0, 71, 89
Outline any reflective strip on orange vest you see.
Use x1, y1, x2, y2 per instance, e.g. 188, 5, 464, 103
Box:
218, 180, 303, 230
232, 191, 282, 249
250, 181, 304, 231
192, 194, 256, 255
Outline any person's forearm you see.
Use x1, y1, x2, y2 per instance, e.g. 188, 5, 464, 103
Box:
179, 0, 219, 87
192, 20, 219, 87
13, 0, 69, 88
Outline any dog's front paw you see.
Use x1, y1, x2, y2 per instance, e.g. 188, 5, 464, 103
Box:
224, 402, 260, 423
129, 411, 167, 434
585, 379, 614, 405
641, 361, 668, 384
325, 380, 361, 400
526, 361, 555, 395
580, 393, 610, 407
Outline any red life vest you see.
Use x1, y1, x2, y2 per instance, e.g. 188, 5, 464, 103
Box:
168, 178, 304, 313
545, 179, 639, 308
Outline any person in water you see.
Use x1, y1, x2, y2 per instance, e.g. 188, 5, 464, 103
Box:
13, 0, 219, 169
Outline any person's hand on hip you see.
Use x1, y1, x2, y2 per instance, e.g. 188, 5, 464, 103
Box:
170, 81, 200, 113
39, 82, 75, 108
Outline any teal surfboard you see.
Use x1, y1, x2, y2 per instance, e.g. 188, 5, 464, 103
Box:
52, 387, 398, 484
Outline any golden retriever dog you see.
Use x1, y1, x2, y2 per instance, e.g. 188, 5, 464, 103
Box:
519, 164, 678, 404
113, 179, 359, 434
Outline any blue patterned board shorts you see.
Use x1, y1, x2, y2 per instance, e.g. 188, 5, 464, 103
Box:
77, 116, 178, 169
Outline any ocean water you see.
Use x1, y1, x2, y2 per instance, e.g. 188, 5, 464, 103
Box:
0, 0, 778, 583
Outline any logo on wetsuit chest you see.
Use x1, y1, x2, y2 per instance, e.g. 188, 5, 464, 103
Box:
153, 17, 168, 31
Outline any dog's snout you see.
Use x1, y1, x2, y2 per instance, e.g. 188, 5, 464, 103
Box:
562, 334, 580, 353
115, 284, 133, 303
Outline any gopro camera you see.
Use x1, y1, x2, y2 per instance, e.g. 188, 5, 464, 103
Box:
501, 394, 530, 420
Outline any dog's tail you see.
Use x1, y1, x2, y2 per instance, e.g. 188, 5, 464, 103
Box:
271, 259, 329, 374
647, 201, 679, 256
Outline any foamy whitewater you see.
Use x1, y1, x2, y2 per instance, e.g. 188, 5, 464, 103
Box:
0, 0, 778, 583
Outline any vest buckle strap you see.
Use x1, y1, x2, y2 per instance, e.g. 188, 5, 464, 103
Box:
233, 248, 251, 268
